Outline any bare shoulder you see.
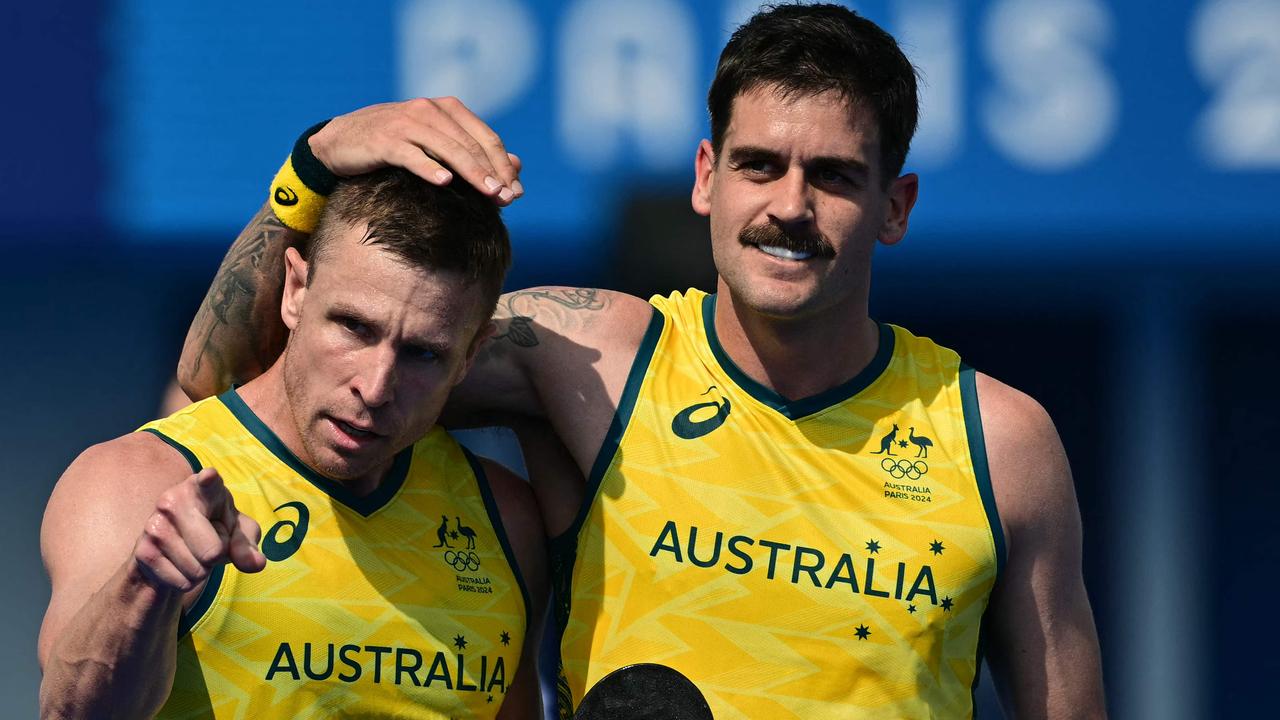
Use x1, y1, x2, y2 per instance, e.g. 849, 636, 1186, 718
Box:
493, 287, 653, 356
973, 372, 1077, 541
43, 432, 194, 570
47, 432, 193, 514
39, 432, 195, 662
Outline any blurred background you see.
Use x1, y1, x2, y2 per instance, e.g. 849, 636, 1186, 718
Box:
4, 0, 1278, 716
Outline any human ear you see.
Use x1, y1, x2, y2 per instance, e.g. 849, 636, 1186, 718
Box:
281, 247, 309, 331
691, 139, 716, 217
879, 172, 919, 246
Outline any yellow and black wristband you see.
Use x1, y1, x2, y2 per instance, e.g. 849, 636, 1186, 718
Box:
269, 120, 338, 233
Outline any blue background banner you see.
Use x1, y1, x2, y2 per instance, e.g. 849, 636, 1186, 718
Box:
98, 0, 1280, 261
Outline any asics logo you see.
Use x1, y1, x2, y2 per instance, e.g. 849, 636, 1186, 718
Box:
273, 186, 299, 206
262, 501, 309, 562
671, 386, 731, 440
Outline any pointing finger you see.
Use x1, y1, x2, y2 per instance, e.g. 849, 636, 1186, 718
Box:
229, 513, 267, 573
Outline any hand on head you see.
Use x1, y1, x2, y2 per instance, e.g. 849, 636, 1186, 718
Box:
308, 98, 523, 206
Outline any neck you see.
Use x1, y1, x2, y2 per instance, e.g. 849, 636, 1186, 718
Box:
235, 363, 390, 498
712, 281, 881, 402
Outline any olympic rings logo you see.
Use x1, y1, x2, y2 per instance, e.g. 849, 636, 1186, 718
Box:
881, 458, 929, 480
444, 550, 482, 572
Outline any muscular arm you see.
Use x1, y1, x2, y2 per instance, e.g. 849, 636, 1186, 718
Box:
177, 203, 303, 400
446, 287, 654, 478
39, 434, 264, 719
39, 435, 196, 718
977, 373, 1107, 719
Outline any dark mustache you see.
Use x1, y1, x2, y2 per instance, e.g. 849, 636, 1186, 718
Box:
739, 223, 835, 257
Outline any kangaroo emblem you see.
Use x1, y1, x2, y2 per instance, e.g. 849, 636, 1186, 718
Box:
908, 427, 934, 458
432, 514, 453, 548
870, 424, 899, 455
455, 516, 477, 550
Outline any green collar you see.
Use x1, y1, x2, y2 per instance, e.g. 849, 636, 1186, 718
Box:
701, 293, 895, 420
218, 388, 411, 517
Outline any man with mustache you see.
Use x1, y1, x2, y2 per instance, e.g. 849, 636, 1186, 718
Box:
40, 170, 546, 718
179, 4, 1105, 717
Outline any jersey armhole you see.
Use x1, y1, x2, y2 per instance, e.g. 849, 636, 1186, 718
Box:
550, 306, 666, 551
958, 364, 1008, 579
464, 447, 534, 634
139, 428, 225, 638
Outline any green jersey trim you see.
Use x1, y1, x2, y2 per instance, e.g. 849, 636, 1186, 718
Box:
177, 564, 225, 638
547, 306, 665, 716
140, 428, 224, 638
464, 446, 533, 634
217, 388, 411, 518
142, 427, 201, 473
700, 293, 896, 420
959, 363, 1007, 579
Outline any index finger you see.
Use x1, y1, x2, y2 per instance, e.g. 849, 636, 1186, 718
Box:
191, 468, 228, 517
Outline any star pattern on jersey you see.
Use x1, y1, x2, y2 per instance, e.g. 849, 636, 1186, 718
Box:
453, 634, 468, 650
865, 539, 881, 554
487, 695, 494, 703
854, 624, 871, 640
941, 596, 954, 612
908, 604, 917, 614
898, 440, 910, 449
929, 539, 945, 555
450, 530, 460, 540
500, 630, 511, 646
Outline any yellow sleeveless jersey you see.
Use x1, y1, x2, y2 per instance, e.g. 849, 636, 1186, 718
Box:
139, 389, 530, 719
553, 290, 1005, 719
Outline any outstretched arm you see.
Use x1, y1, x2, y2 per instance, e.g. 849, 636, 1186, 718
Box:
978, 373, 1107, 719
177, 98, 524, 401
38, 434, 264, 719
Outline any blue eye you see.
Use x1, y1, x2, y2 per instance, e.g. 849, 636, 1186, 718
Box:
403, 345, 439, 362
339, 317, 370, 337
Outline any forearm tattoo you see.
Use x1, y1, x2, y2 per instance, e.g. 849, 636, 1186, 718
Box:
185, 204, 300, 387
492, 288, 607, 348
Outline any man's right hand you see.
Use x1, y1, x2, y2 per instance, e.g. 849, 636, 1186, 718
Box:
133, 467, 266, 594
309, 98, 524, 205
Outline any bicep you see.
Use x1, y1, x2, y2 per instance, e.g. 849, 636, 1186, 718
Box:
977, 374, 1106, 717
38, 437, 188, 667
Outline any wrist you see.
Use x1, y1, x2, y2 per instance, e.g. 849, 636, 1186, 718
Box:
123, 558, 185, 610
269, 120, 337, 233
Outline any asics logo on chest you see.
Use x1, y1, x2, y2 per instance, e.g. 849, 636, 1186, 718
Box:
671, 386, 731, 440
262, 501, 309, 562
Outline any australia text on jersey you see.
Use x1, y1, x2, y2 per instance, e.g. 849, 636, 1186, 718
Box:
649, 520, 941, 606
265, 640, 509, 694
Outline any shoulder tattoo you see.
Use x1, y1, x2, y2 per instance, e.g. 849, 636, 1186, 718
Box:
492, 288, 608, 348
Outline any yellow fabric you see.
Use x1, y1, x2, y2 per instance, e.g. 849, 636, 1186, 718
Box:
269, 155, 327, 233
557, 289, 1001, 719
144, 392, 527, 719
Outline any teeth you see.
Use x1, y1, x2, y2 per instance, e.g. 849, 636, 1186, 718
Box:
758, 245, 814, 261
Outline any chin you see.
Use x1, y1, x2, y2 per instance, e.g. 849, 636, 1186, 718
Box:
734, 282, 825, 320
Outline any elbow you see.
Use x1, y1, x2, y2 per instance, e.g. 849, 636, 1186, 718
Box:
174, 354, 206, 403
